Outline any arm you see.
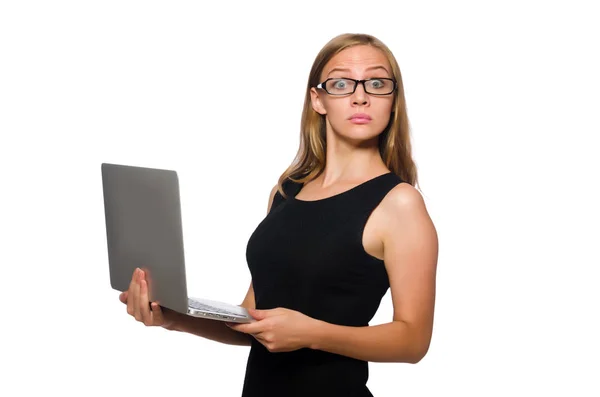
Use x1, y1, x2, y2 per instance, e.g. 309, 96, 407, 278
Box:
309, 184, 438, 363
162, 184, 281, 345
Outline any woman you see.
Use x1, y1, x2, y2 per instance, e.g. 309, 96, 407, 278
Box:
120, 33, 438, 396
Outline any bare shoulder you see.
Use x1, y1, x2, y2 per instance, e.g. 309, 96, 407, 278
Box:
380, 182, 428, 215
377, 182, 437, 245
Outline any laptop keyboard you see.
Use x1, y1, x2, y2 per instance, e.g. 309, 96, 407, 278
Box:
188, 299, 243, 316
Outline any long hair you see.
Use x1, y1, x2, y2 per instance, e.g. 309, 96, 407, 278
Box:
277, 33, 418, 198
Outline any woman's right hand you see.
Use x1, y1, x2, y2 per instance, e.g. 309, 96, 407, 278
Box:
119, 268, 175, 328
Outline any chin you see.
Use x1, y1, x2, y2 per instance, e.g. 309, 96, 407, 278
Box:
351, 124, 385, 136
329, 121, 386, 143
339, 130, 382, 143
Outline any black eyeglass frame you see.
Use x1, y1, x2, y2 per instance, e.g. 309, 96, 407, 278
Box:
316, 77, 397, 96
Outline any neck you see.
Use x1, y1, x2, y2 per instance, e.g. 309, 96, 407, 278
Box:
317, 137, 388, 188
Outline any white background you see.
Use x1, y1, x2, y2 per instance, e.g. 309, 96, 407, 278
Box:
1, 1, 598, 396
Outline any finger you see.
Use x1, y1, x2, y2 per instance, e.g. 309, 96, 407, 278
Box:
126, 269, 138, 316
229, 322, 261, 334
139, 279, 152, 325
119, 291, 128, 304
254, 334, 266, 343
150, 302, 165, 325
132, 269, 142, 321
248, 308, 269, 320
257, 335, 278, 353
226, 323, 243, 332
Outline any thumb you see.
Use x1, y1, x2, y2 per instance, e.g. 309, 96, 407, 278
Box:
119, 291, 128, 304
248, 308, 268, 320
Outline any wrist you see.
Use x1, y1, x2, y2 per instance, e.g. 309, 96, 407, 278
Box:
307, 318, 326, 350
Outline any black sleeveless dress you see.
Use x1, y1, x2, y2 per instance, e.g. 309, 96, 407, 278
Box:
241, 172, 405, 397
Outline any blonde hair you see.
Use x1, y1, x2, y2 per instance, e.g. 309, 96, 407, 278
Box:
277, 33, 418, 198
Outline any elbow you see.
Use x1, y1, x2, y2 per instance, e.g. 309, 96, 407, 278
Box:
391, 321, 432, 364
408, 351, 426, 364
409, 340, 431, 364
401, 347, 428, 364
399, 337, 431, 364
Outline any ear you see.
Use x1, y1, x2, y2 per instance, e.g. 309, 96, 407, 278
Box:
310, 87, 327, 115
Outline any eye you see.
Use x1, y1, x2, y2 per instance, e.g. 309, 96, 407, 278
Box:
325, 78, 355, 94
332, 79, 348, 89
370, 79, 384, 88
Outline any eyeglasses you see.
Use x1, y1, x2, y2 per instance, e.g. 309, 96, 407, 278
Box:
316, 78, 396, 96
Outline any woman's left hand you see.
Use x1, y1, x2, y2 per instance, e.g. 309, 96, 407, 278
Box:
226, 307, 319, 353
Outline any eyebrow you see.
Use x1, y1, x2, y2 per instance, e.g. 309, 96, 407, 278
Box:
326, 65, 391, 78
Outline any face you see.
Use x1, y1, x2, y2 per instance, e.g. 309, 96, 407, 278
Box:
310, 45, 395, 143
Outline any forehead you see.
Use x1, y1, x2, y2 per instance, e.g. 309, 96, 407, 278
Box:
322, 45, 391, 77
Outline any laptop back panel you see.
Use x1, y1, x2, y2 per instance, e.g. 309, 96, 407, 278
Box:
101, 163, 189, 313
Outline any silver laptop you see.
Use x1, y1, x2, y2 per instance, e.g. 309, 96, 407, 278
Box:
101, 163, 253, 323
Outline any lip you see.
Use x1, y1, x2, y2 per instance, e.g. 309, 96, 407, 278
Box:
349, 113, 372, 124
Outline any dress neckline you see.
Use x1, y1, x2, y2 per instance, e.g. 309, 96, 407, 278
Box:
290, 172, 393, 203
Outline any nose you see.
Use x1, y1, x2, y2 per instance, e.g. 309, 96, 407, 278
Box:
352, 81, 369, 106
